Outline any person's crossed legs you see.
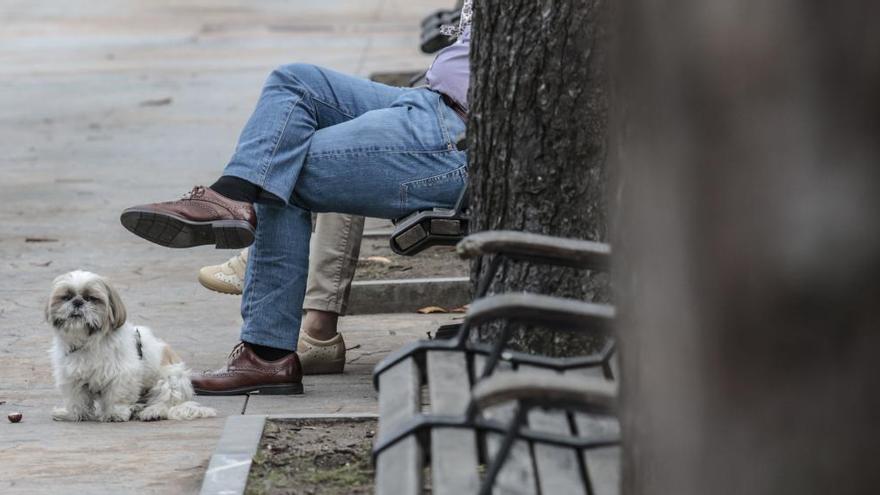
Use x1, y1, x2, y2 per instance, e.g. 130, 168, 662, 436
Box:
121, 63, 466, 395
198, 212, 366, 374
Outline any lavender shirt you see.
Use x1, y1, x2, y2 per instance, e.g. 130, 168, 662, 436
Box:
425, 27, 471, 111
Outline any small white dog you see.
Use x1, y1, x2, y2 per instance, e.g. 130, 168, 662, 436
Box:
46, 270, 215, 422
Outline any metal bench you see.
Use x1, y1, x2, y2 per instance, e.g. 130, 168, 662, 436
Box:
374, 231, 618, 493
373, 294, 620, 495
377, 231, 614, 379
468, 370, 620, 495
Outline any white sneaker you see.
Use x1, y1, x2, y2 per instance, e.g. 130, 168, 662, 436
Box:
198, 248, 248, 295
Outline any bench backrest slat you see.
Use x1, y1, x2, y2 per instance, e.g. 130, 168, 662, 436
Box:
570, 368, 621, 495
525, 365, 589, 495
427, 351, 481, 494
475, 356, 540, 494
377, 358, 423, 494
583, 446, 621, 495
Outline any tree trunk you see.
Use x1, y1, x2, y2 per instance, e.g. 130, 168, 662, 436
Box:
468, 0, 610, 355
616, 1, 880, 494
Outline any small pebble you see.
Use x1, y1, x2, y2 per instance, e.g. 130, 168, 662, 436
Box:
8, 412, 23, 423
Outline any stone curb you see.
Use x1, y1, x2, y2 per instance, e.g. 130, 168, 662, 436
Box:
347, 276, 471, 315
267, 413, 379, 420
200, 415, 266, 495
199, 414, 380, 495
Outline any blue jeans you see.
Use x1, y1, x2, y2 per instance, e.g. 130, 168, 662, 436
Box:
224, 63, 467, 350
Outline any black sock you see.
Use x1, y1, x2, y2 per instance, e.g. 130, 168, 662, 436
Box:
209, 176, 260, 203
210, 176, 285, 205
245, 341, 293, 361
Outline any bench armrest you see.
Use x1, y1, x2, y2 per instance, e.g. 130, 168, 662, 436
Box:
461, 294, 616, 379
456, 230, 611, 270
464, 293, 615, 333
372, 295, 615, 390
471, 373, 617, 415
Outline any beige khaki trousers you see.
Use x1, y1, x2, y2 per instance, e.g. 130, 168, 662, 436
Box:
302, 213, 365, 315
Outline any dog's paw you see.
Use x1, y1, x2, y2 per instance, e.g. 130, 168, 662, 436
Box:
52, 407, 90, 422
52, 407, 73, 421
98, 413, 129, 423
136, 405, 166, 422
99, 405, 133, 422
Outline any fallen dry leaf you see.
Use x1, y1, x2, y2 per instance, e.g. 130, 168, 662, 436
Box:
418, 306, 448, 314
364, 256, 392, 265
450, 304, 470, 313
139, 97, 173, 107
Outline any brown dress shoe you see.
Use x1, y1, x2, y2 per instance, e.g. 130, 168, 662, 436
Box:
120, 186, 257, 249
191, 343, 304, 396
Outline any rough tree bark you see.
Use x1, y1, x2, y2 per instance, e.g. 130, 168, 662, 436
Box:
616, 1, 880, 494
468, 0, 609, 354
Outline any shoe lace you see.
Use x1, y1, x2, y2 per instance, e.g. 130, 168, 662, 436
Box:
182, 186, 206, 200
200, 342, 246, 373
227, 342, 246, 361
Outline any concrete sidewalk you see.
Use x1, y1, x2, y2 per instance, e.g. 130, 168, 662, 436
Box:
0, 313, 458, 494
0, 1, 451, 493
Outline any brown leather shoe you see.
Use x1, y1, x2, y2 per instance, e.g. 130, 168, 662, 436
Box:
191, 343, 304, 396
120, 186, 256, 249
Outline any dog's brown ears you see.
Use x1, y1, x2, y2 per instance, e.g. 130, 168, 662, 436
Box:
99, 277, 127, 330
44, 296, 53, 324
45, 273, 68, 324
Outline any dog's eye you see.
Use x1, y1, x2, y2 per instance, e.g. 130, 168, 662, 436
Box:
61, 293, 74, 301
83, 295, 97, 303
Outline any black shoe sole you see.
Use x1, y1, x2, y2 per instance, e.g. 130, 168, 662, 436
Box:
120, 208, 255, 249
193, 383, 304, 396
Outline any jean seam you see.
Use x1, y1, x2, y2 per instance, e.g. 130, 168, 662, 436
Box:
399, 183, 407, 214
279, 65, 358, 121
402, 164, 468, 188
392, 150, 466, 212
435, 93, 453, 148
400, 164, 468, 212
297, 66, 364, 119
241, 211, 260, 341
312, 96, 356, 120
259, 94, 305, 186
308, 148, 459, 160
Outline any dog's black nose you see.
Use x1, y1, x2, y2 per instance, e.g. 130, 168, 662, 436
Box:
71, 298, 84, 308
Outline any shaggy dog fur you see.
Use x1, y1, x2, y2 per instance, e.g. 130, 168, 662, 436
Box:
47, 270, 215, 422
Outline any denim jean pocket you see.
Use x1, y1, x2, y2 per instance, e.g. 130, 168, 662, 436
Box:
400, 165, 468, 214
435, 93, 467, 150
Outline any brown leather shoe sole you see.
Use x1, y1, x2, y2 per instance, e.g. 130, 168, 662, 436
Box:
193, 382, 304, 396
120, 208, 255, 249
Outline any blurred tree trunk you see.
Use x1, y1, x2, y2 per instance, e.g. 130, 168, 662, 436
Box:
468, 0, 610, 355
616, 1, 880, 494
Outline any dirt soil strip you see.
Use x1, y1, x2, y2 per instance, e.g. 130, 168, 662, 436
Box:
355, 243, 470, 281
245, 418, 378, 495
